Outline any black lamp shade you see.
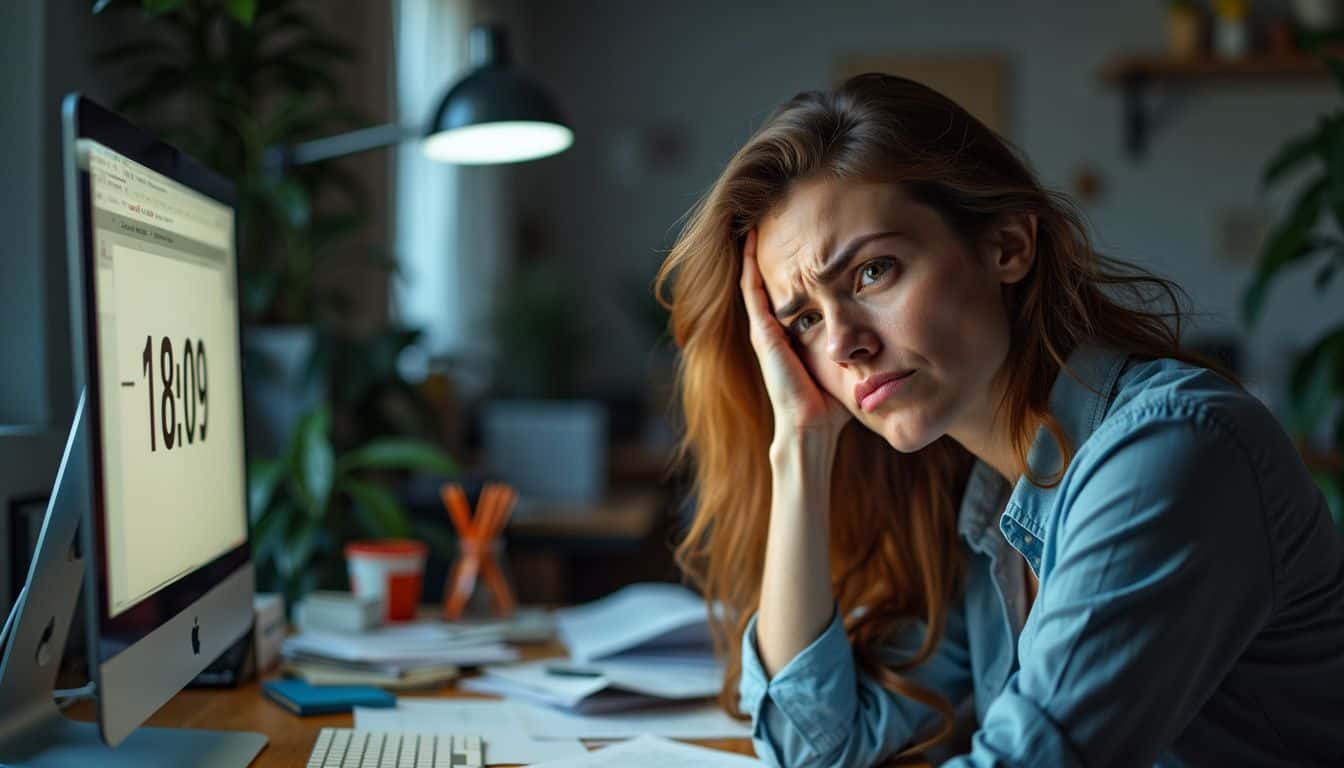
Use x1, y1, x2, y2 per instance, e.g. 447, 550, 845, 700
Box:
422, 25, 573, 164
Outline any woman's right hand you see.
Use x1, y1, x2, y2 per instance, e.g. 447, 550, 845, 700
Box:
739, 229, 852, 447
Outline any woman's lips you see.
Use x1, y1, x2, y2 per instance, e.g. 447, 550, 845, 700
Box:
857, 371, 915, 413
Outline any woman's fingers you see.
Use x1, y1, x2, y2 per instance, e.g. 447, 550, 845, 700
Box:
739, 231, 786, 350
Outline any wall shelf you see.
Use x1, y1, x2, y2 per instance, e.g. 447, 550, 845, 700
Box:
1099, 53, 1333, 159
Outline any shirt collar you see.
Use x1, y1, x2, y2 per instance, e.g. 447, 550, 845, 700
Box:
956, 344, 1130, 549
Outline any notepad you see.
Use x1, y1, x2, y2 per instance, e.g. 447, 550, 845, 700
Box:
261, 679, 396, 716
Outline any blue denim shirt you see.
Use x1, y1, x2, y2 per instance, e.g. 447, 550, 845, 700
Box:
739, 345, 1344, 767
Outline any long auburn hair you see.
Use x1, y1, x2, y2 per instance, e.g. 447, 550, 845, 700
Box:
654, 73, 1232, 758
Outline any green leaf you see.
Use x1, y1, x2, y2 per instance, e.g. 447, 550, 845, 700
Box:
247, 458, 284, 523
1288, 330, 1344, 436
263, 178, 312, 230
1312, 470, 1344, 528
1329, 123, 1344, 230
275, 515, 323, 579
1242, 176, 1328, 327
296, 408, 334, 518
341, 478, 412, 539
1263, 129, 1323, 188
1327, 57, 1344, 95
249, 499, 289, 564
225, 0, 258, 25
336, 439, 458, 477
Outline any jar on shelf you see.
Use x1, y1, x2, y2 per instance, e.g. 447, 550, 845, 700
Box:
1167, 0, 1206, 59
1214, 0, 1252, 59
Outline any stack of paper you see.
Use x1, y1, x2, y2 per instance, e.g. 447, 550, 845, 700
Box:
461, 583, 723, 714
460, 655, 722, 714
281, 621, 519, 683
554, 583, 714, 663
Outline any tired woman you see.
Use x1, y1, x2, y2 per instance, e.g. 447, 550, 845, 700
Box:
655, 74, 1344, 767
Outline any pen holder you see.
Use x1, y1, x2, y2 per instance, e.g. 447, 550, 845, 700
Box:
440, 482, 518, 619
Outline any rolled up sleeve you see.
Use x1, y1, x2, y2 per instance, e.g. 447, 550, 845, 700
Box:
739, 597, 973, 767
946, 411, 1275, 767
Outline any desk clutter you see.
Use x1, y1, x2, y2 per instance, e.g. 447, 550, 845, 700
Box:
277, 582, 761, 766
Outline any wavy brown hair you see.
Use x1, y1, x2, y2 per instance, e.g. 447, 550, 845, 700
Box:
653, 73, 1232, 759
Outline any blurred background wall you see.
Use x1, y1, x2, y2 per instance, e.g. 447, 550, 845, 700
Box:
3, 0, 1343, 607
509, 0, 1341, 412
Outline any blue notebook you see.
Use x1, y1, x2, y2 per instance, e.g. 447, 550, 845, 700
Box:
262, 679, 396, 716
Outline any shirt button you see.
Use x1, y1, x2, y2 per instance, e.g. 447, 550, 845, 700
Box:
1024, 534, 1034, 545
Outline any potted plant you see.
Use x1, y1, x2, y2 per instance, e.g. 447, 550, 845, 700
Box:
248, 407, 459, 608
94, 0, 382, 457
1242, 51, 1344, 528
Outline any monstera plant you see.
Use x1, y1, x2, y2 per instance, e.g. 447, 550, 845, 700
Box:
1242, 52, 1344, 528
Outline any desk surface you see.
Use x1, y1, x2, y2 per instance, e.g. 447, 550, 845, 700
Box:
69, 639, 935, 767
68, 640, 762, 768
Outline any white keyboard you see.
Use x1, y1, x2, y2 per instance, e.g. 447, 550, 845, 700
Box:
306, 728, 485, 768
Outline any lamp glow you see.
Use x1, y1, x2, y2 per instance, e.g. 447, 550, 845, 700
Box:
422, 121, 574, 165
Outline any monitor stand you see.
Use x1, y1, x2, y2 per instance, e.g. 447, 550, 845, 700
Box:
0, 392, 267, 767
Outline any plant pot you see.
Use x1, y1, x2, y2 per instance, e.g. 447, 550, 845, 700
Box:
243, 325, 323, 460
480, 399, 608, 505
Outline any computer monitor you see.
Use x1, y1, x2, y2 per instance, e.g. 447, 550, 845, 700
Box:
0, 95, 266, 766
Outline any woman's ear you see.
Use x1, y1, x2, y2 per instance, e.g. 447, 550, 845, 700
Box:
984, 213, 1038, 286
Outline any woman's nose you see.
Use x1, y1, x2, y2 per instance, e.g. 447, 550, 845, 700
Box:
826, 310, 879, 365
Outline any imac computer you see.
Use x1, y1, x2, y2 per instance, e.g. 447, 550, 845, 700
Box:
0, 95, 266, 766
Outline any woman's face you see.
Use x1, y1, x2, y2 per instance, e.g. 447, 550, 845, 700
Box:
753, 178, 1034, 453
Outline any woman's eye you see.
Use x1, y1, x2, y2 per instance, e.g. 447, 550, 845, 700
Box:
790, 312, 820, 335
858, 258, 894, 288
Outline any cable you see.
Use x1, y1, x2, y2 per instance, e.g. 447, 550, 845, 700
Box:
54, 682, 97, 710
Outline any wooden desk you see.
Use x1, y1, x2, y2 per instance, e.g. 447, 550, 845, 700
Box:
68, 640, 758, 767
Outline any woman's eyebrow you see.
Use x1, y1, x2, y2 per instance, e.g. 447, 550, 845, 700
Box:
771, 230, 909, 321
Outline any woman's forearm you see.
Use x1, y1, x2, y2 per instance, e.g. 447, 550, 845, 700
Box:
755, 433, 838, 677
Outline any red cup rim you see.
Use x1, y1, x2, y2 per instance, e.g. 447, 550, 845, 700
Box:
345, 539, 427, 558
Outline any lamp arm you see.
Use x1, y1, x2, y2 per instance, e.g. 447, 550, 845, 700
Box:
264, 123, 415, 174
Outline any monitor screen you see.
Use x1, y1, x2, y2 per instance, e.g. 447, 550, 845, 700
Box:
82, 138, 248, 618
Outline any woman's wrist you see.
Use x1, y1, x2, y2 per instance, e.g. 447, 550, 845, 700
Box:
769, 429, 838, 489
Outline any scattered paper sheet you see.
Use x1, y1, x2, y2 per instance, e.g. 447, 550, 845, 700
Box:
284, 622, 518, 666
523, 734, 764, 767
460, 657, 721, 711
513, 700, 752, 740
355, 699, 586, 765
555, 583, 712, 662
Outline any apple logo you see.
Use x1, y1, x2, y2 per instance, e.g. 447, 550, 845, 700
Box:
191, 617, 200, 655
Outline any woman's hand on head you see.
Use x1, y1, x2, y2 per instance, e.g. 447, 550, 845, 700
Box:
739, 229, 852, 447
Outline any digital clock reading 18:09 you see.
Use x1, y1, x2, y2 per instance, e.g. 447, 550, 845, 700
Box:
140, 335, 208, 451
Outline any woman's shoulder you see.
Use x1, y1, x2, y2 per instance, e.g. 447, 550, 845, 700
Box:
1101, 353, 1271, 439
1079, 352, 1299, 491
